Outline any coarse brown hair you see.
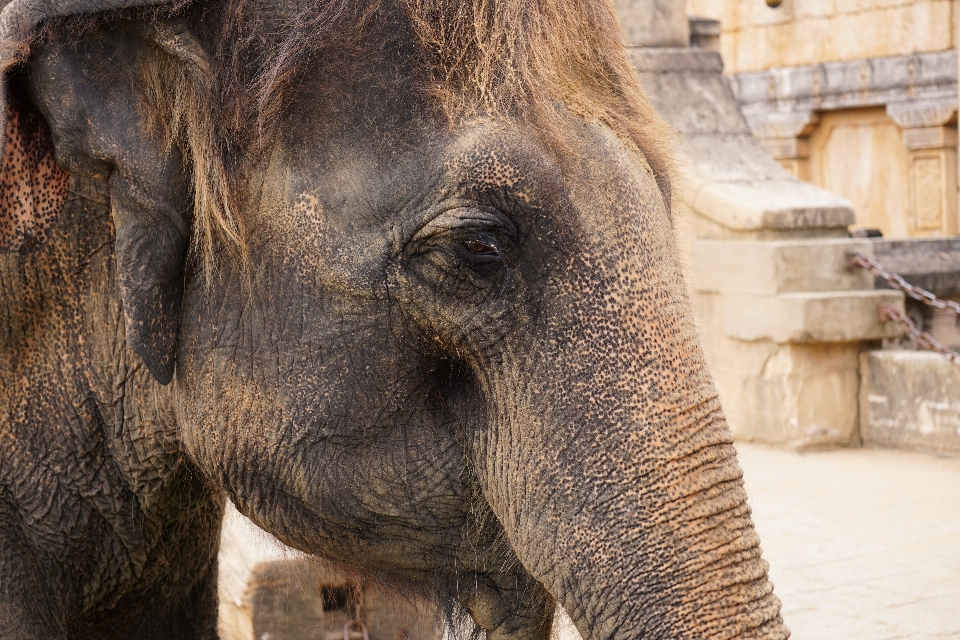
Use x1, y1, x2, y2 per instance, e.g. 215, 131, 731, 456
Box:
146, 0, 676, 269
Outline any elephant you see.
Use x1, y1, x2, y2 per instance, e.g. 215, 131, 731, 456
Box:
0, 0, 789, 638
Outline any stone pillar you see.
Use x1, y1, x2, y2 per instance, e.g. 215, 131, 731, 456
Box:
631, 48, 906, 449
749, 111, 820, 182
615, 0, 689, 47
887, 102, 959, 236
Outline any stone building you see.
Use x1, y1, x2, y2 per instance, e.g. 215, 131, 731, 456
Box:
613, 0, 960, 454
685, 0, 960, 239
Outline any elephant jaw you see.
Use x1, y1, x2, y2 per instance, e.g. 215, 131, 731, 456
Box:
461, 574, 554, 640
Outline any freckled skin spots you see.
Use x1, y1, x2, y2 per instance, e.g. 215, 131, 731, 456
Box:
1, 177, 221, 639
0, 95, 70, 253
0, 6, 786, 640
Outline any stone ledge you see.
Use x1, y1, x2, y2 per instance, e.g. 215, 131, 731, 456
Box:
871, 237, 960, 297
628, 47, 724, 73
633, 48, 855, 233
689, 180, 855, 231
731, 50, 957, 112
723, 290, 904, 343
693, 238, 876, 294
731, 50, 959, 150
860, 351, 960, 457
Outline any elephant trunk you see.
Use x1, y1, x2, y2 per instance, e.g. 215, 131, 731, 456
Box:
471, 244, 788, 639
479, 368, 786, 639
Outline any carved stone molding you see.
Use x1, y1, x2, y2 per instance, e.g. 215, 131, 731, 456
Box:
887, 99, 958, 130
731, 50, 957, 121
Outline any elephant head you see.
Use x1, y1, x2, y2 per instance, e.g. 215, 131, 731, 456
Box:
0, 0, 787, 638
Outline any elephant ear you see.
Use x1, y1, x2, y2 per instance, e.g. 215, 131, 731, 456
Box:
0, 0, 199, 385
0, 85, 69, 252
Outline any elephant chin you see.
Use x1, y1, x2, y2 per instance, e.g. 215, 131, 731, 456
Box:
460, 575, 555, 640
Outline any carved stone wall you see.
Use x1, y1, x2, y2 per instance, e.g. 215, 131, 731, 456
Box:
730, 50, 959, 238
685, 0, 957, 74
629, 46, 906, 448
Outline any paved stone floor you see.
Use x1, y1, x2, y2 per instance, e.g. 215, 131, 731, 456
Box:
735, 443, 960, 640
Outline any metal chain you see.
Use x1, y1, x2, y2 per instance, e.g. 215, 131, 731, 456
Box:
849, 252, 960, 315
848, 252, 960, 366
877, 304, 960, 365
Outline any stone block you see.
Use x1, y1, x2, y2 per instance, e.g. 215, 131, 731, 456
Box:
687, 272, 869, 447
615, 0, 689, 47
710, 337, 864, 448
860, 351, 960, 456
723, 290, 905, 343
689, 179, 855, 231
692, 238, 875, 294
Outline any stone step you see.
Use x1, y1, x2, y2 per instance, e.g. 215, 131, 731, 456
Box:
871, 237, 960, 298
723, 290, 904, 343
692, 238, 877, 295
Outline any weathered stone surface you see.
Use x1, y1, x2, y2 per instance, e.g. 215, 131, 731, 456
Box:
689, 288, 871, 448
722, 290, 904, 343
872, 237, 960, 297
692, 238, 876, 294
633, 48, 855, 233
710, 338, 864, 448
860, 351, 960, 456
686, 0, 956, 73
614, 0, 689, 47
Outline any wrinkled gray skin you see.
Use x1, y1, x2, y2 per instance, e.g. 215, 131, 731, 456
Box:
0, 5, 787, 640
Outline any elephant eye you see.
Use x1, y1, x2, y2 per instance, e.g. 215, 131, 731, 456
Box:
462, 240, 499, 256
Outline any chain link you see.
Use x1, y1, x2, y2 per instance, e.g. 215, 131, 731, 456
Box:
848, 252, 960, 315
876, 303, 960, 365
847, 252, 960, 365
343, 583, 369, 640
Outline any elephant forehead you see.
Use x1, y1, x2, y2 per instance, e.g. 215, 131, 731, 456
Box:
562, 122, 667, 241
253, 148, 410, 296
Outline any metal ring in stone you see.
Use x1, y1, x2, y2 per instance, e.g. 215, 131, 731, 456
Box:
344, 619, 370, 640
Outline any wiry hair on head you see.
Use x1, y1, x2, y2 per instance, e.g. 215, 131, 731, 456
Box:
145, 0, 675, 268
401, 0, 675, 199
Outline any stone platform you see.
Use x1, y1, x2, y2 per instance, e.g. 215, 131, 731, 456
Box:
860, 351, 960, 457
735, 443, 960, 640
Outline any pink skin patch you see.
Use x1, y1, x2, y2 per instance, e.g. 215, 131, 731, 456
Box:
0, 97, 70, 252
